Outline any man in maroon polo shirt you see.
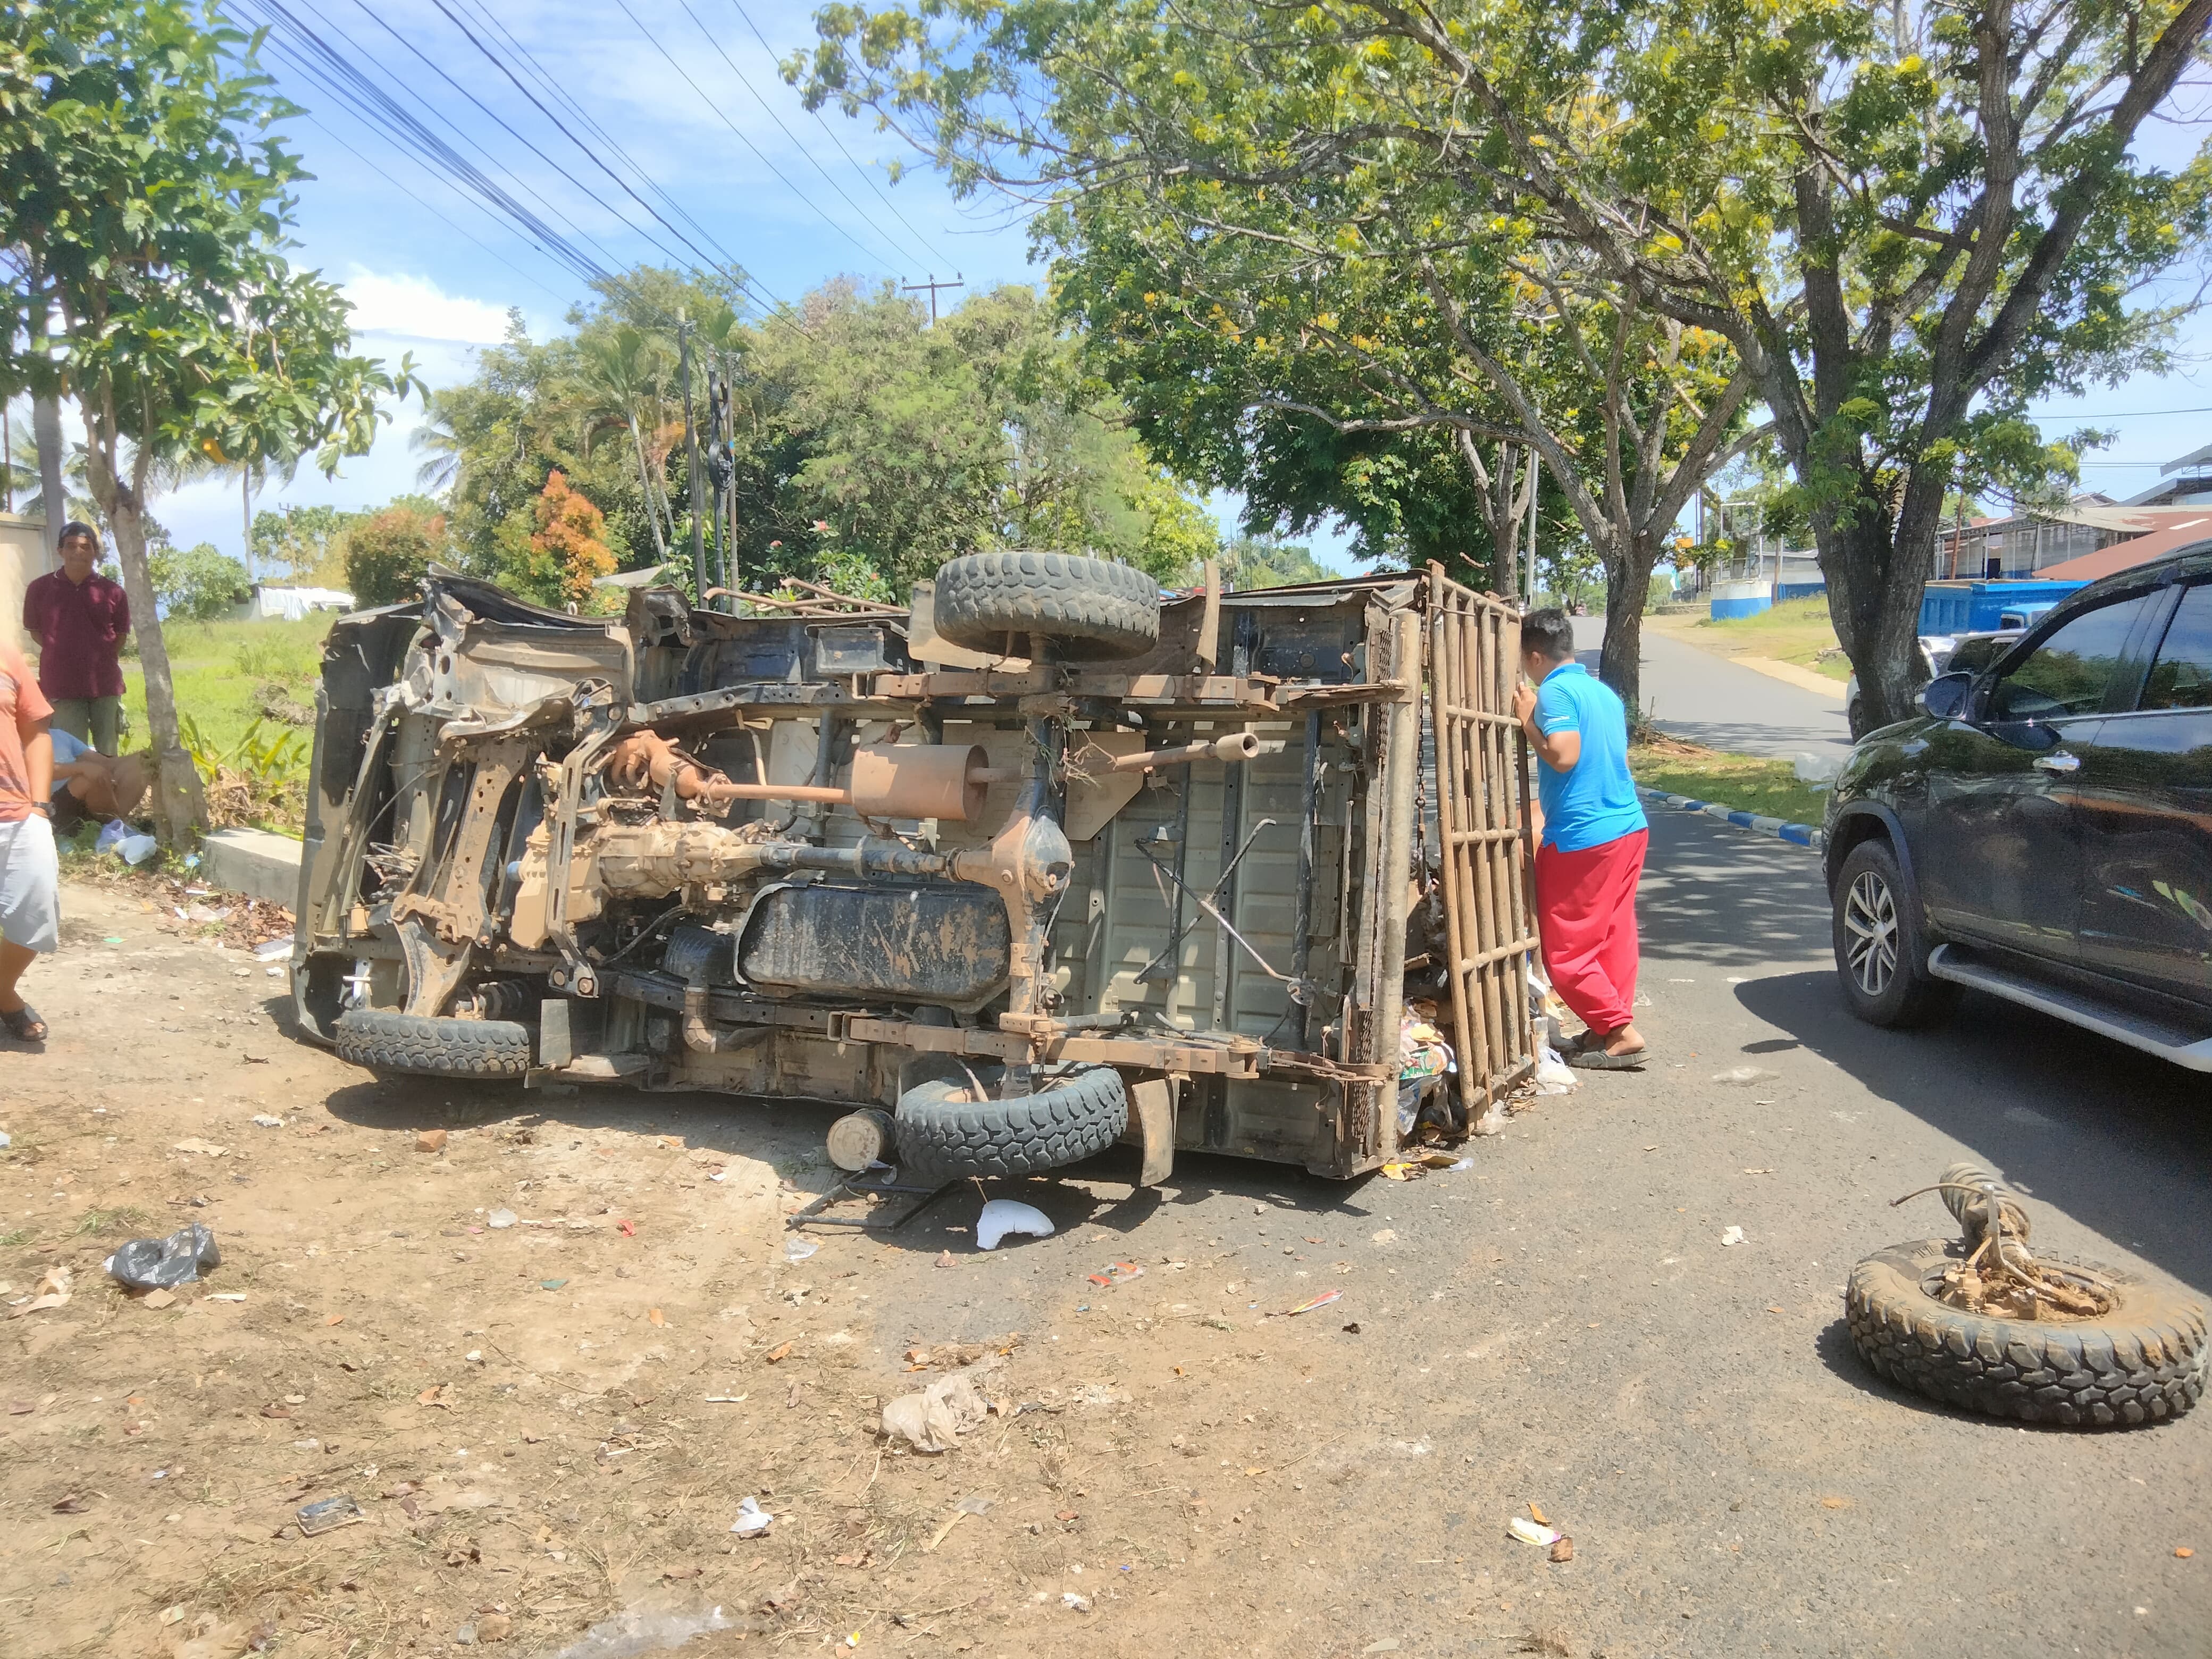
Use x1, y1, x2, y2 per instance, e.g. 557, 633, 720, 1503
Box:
21, 521, 131, 755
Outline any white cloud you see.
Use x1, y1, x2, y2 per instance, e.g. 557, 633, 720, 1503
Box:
341, 269, 516, 345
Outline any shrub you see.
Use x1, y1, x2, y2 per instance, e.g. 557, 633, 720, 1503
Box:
148, 541, 250, 621
345, 507, 446, 605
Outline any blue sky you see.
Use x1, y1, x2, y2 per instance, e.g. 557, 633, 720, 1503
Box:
15, 0, 2211, 576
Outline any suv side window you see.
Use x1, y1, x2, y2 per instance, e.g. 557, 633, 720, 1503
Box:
2141, 583, 2212, 710
1986, 593, 2156, 721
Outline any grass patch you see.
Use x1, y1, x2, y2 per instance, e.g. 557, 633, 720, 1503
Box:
114, 615, 333, 758
1630, 733, 1830, 828
71, 1205, 153, 1237
0, 1227, 31, 1247
1678, 596, 1849, 682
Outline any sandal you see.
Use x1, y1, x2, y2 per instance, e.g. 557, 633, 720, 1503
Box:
1566, 1041, 1649, 1070
1, 1003, 47, 1043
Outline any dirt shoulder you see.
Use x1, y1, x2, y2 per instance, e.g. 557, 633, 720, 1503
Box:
7, 873, 2205, 1659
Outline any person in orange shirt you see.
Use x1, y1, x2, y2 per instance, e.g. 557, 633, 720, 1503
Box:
0, 638, 57, 1043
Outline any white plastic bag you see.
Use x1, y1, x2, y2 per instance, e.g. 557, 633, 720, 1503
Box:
975, 1199, 1053, 1251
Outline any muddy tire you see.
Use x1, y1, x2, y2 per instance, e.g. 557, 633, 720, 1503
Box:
894, 1065, 1128, 1179
333, 1010, 532, 1078
1846, 1238, 2209, 1427
933, 551, 1159, 661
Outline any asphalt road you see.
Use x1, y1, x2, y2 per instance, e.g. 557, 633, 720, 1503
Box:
853, 806, 2212, 1656
1574, 614, 1856, 761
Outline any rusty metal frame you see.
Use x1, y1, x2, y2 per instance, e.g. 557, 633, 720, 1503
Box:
1426, 566, 1539, 1133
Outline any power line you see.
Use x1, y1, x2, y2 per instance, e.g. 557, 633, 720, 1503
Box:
444, 0, 793, 313
297, 111, 569, 311
240, 0, 619, 286
2029, 405, 2212, 419
725, 0, 954, 269
247, 0, 811, 342
421, 0, 759, 288
668, 0, 930, 270
609, 0, 907, 275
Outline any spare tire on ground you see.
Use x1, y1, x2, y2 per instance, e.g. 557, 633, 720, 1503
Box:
333, 1009, 533, 1078
932, 551, 1159, 661
893, 1064, 1128, 1179
1846, 1237, 2208, 1426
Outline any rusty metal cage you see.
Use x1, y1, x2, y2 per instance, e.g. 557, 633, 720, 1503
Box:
1426, 566, 1539, 1132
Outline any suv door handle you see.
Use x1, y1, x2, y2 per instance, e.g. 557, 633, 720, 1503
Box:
2034, 752, 2081, 774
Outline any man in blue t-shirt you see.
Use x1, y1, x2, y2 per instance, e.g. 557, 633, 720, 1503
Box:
1511, 608, 1650, 1068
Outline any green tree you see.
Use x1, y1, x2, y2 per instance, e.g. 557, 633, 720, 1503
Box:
345, 505, 445, 607
149, 540, 249, 620
795, 0, 1767, 710
0, 0, 421, 836
1157, 0, 2212, 726
250, 502, 363, 583
1220, 535, 1333, 591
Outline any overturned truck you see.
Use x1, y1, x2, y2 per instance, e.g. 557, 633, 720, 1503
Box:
292, 554, 1536, 1183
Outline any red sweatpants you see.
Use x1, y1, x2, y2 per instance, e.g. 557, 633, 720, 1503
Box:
1534, 828, 1647, 1035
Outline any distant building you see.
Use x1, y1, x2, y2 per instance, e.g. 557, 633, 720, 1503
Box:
1932, 441, 2212, 582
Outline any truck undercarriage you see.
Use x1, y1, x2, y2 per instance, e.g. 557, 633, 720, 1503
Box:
291, 554, 1536, 1184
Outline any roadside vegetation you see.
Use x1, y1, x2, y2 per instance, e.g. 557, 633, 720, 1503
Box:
1664, 597, 1849, 683
1629, 733, 1831, 829
115, 616, 329, 834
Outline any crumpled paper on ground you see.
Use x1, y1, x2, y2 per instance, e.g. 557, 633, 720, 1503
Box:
881, 1353, 1003, 1453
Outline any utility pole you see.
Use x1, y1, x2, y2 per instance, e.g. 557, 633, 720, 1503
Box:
678, 316, 708, 599
901, 272, 965, 325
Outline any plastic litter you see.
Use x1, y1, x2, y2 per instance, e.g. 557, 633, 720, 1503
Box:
1720, 1225, 1747, 1246
253, 939, 292, 962
252, 1114, 283, 1128
487, 1209, 517, 1229
975, 1199, 1054, 1251
1509, 1515, 1562, 1547
118, 833, 159, 865
1532, 1042, 1578, 1094
784, 1235, 819, 1263
730, 1497, 773, 1537
547, 1604, 740, 1659
93, 819, 131, 854
881, 1353, 1002, 1453
297, 1494, 365, 1535
1061, 1593, 1092, 1612
1712, 1066, 1780, 1085
105, 1225, 221, 1290
1084, 1261, 1143, 1287
1276, 1289, 1342, 1317
0, 1130, 9, 1149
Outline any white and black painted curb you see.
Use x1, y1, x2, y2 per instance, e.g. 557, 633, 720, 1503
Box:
1636, 785, 1824, 851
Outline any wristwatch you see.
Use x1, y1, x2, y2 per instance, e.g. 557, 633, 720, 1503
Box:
29, 801, 53, 818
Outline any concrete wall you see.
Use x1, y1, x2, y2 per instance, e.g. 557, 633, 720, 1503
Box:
0, 512, 53, 657
1709, 577, 1773, 620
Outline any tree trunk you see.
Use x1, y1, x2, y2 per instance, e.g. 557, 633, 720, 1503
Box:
1816, 495, 1928, 731
32, 395, 64, 557
1597, 530, 1658, 724
83, 440, 207, 840
629, 416, 669, 563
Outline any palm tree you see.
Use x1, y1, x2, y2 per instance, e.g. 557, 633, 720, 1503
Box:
411, 395, 466, 498
559, 325, 677, 562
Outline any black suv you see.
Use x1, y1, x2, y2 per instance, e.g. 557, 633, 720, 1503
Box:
1825, 544, 2212, 1067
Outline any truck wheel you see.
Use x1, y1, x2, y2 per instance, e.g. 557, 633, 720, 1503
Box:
1847, 1238, 2209, 1426
333, 1010, 532, 1078
933, 552, 1160, 661
1831, 838, 1956, 1028
894, 1065, 1128, 1178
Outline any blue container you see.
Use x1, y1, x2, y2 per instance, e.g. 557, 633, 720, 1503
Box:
1710, 578, 1773, 620
1919, 580, 2085, 636
1774, 581, 1829, 601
